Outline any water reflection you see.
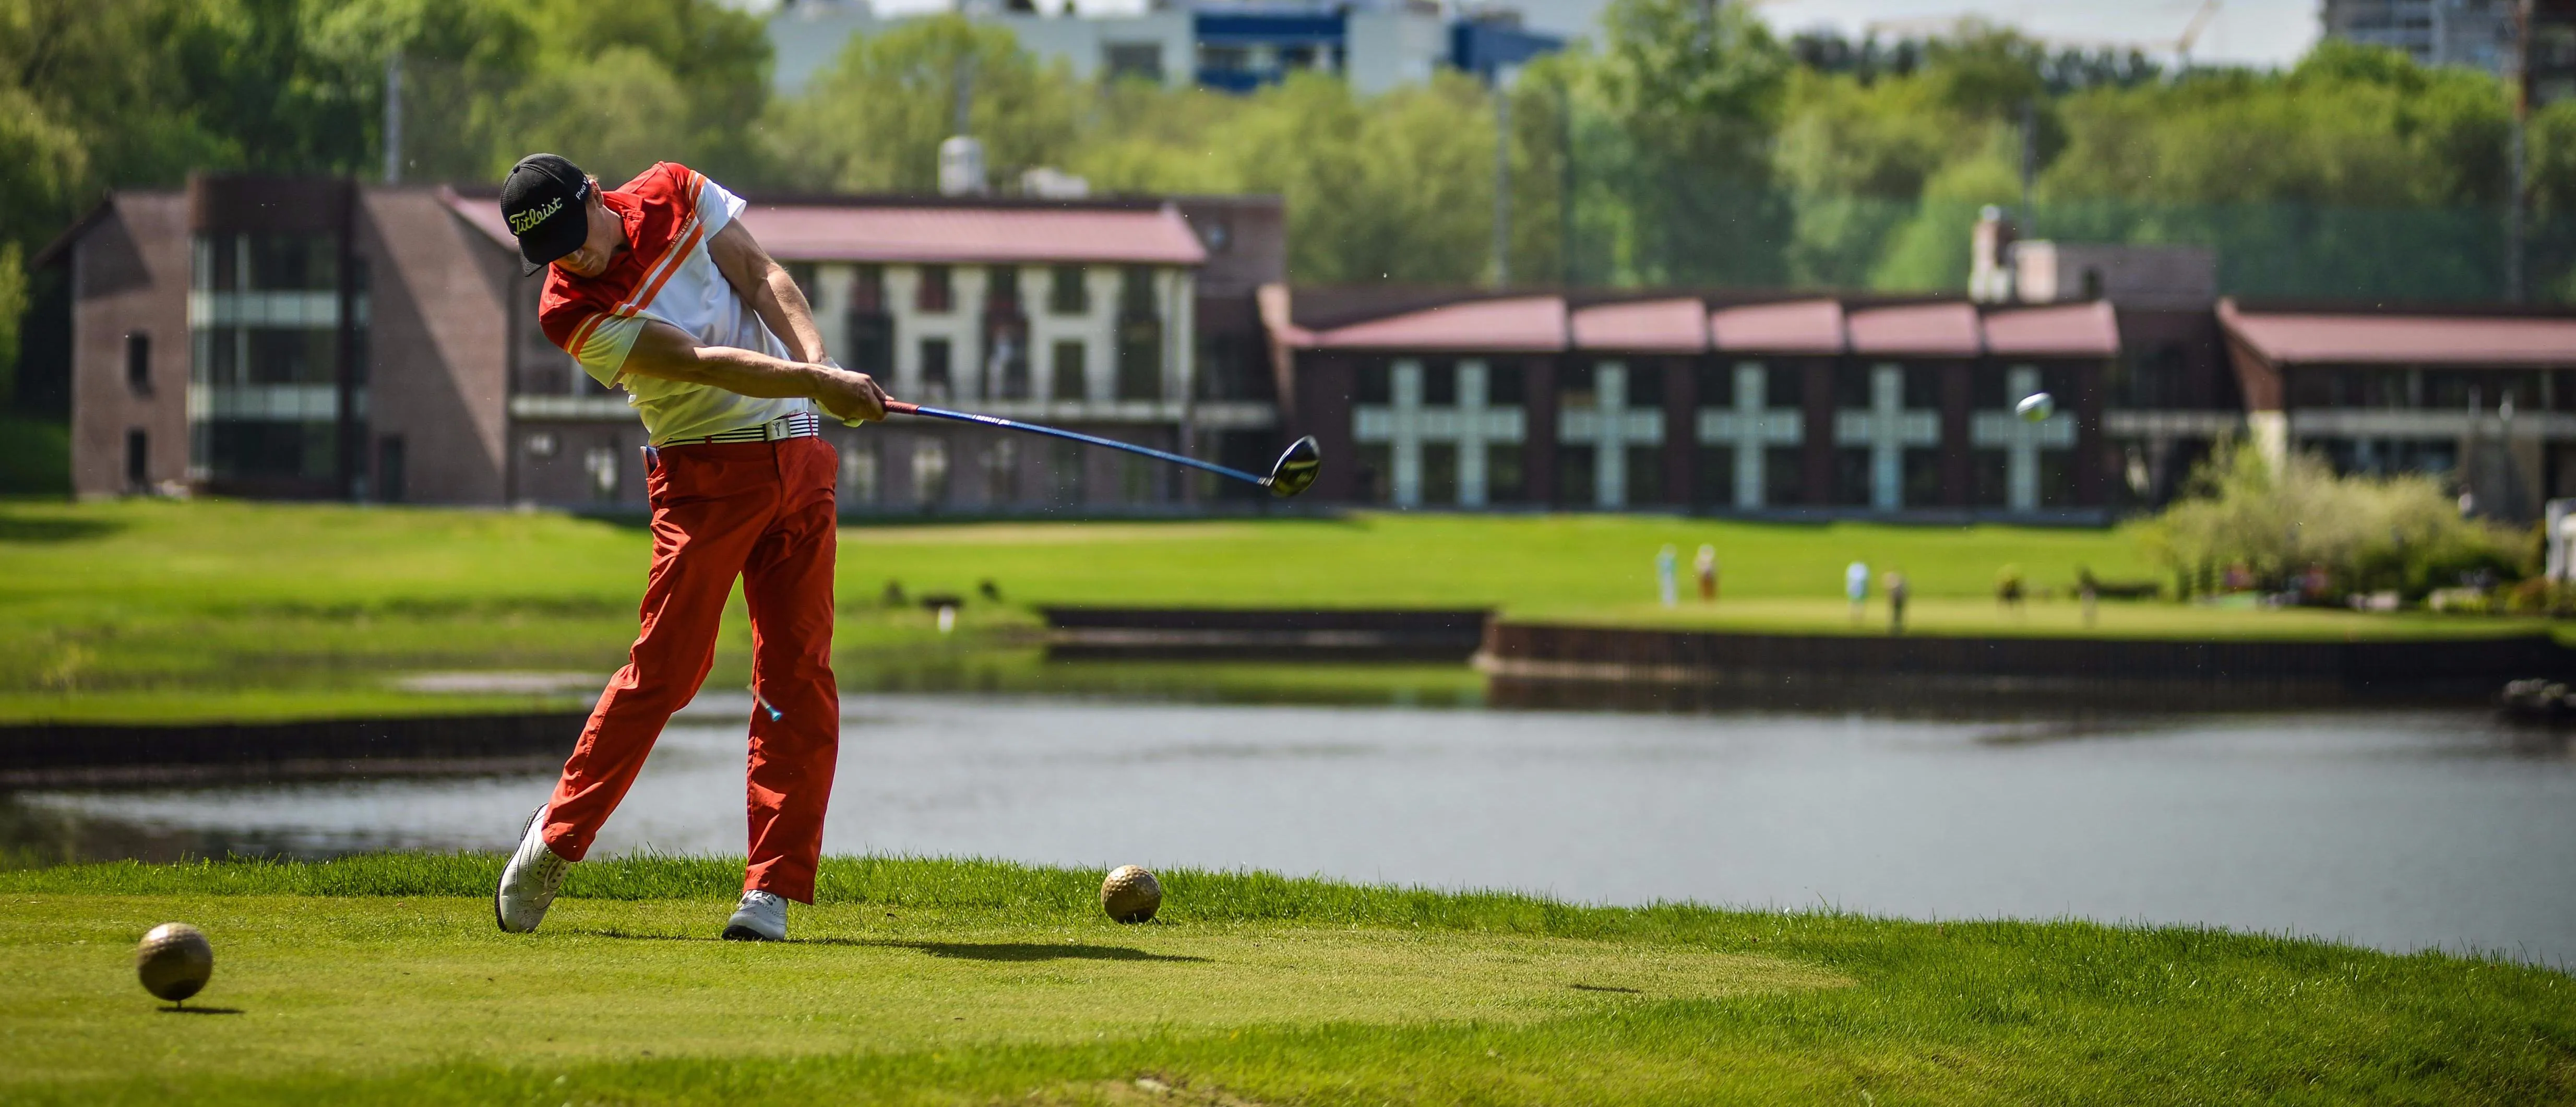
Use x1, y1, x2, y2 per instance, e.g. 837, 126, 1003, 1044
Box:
8, 696, 2572, 967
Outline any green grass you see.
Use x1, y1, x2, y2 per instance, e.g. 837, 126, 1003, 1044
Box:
0, 854, 2567, 1104
0, 499, 2554, 723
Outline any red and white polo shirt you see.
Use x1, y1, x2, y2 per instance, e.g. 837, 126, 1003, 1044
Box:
538, 162, 813, 445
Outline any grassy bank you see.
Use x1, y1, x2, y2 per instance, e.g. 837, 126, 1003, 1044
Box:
0, 499, 2551, 723
0, 854, 2567, 1104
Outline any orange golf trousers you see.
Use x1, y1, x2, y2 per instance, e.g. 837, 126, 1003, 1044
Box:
542, 436, 840, 902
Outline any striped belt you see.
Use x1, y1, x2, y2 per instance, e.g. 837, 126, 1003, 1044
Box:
676, 411, 821, 445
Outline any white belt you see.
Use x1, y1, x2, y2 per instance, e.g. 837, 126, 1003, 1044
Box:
678, 412, 821, 445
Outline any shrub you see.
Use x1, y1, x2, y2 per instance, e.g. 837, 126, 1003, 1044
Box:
2138, 438, 2529, 601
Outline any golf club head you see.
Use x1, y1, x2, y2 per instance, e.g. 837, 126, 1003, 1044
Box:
1266, 436, 1321, 498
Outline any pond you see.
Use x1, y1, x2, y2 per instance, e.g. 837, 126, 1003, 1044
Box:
10, 695, 2572, 967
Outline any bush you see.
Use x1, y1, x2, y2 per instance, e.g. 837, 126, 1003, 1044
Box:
2138, 438, 2529, 602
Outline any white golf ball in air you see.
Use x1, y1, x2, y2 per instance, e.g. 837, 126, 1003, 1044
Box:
2016, 392, 2055, 423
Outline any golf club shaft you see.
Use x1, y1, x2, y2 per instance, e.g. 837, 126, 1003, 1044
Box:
882, 401, 1272, 489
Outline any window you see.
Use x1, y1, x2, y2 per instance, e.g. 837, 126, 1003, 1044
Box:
126, 332, 151, 394
1695, 446, 1734, 508
1356, 444, 1392, 503
125, 430, 149, 492
1625, 446, 1664, 505
524, 432, 559, 458
1488, 363, 1525, 404
846, 313, 892, 377
1423, 361, 1457, 406
1118, 266, 1157, 316
916, 265, 952, 313
1104, 42, 1164, 83
1903, 447, 1942, 507
841, 442, 879, 506
1486, 444, 1526, 502
1354, 362, 1392, 404
985, 438, 1018, 503
912, 439, 949, 506
1052, 341, 1088, 401
1556, 446, 1596, 507
585, 447, 619, 503
1832, 448, 1873, 505
376, 436, 407, 503
1048, 266, 1089, 315
1422, 443, 1458, 505
1695, 362, 1735, 407
851, 265, 886, 313
1117, 320, 1162, 401
986, 266, 1021, 313
920, 338, 952, 401
1764, 446, 1804, 505
1118, 454, 1155, 503
1766, 364, 1804, 408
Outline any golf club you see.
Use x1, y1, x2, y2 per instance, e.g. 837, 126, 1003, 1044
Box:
877, 401, 1321, 498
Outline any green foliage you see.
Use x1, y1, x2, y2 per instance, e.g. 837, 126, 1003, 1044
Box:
767, 16, 1077, 193
2140, 438, 2530, 599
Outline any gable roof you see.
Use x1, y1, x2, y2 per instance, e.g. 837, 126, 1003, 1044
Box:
1709, 299, 1844, 355
2219, 299, 2576, 367
1569, 297, 1708, 352
442, 191, 1208, 267
1984, 301, 2120, 359
1846, 302, 1983, 358
1306, 295, 1569, 351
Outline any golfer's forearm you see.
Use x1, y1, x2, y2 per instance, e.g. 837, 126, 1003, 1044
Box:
631, 345, 833, 401
755, 266, 828, 365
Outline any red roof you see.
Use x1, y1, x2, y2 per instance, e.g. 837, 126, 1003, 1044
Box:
1310, 295, 1569, 351
1847, 302, 1983, 358
1570, 298, 1708, 352
442, 191, 1207, 266
1984, 301, 2119, 359
2221, 301, 2576, 366
1710, 299, 1845, 354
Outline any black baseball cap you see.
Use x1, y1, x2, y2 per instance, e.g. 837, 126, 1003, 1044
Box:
499, 153, 593, 275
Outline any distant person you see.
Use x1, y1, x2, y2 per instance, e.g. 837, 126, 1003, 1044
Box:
1846, 561, 1870, 624
1695, 544, 1719, 602
1656, 545, 1679, 608
489, 153, 890, 944
1996, 564, 2024, 611
1885, 570, 1909, 635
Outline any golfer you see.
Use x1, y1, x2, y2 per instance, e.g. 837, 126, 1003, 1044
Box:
491, 153, 888, 942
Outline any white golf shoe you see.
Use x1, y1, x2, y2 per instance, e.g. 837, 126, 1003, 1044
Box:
495, 804, 573, 934
723, 890, 789, 942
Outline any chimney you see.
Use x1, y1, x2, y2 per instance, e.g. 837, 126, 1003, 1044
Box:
1969, 205, 2017, 304
938, 136, 988, 196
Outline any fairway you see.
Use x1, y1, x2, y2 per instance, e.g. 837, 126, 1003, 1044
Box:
2, 896, 1834, 1081
1, 500, 2552, 723
0, 854, 2568, 1105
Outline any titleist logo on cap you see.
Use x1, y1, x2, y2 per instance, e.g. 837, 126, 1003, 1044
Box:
508, 198, 565, 235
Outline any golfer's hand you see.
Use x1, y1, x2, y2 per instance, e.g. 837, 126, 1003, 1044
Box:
814, 364, 888, 424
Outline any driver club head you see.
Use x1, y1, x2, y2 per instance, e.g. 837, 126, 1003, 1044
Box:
1265, 436, 1321, 498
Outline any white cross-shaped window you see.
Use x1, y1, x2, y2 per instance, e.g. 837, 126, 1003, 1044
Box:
1695, 361, 1806, 507
1557, 361, 1666, 508
1970, 365, 2076, 511
1833, 363, 1940, 510
1353, 359, 1527, 507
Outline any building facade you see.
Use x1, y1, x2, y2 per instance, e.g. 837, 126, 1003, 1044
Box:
2321, 0, 2576, 103
42, 178, 1282, 512
1265, 291, 2136, 519
39, 176, 2576, 521
767, 0, 1562, 96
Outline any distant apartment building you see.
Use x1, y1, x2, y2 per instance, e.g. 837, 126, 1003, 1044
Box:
2321, 0, 2576, 102
766, 0, 1563, 96
38, 175, 1284, 510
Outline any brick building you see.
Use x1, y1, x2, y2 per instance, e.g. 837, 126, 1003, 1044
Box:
35, 175, 2576, 521
38, 176, 1282, 510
